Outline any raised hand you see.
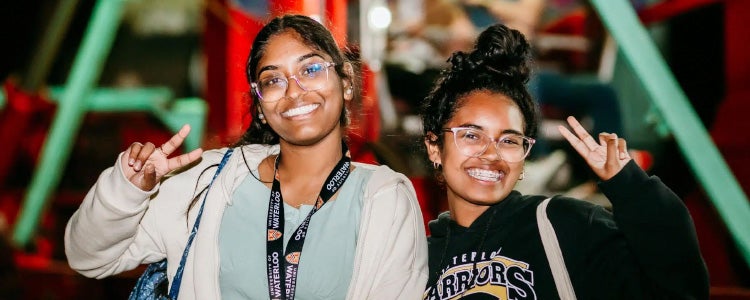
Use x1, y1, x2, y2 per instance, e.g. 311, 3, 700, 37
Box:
122, 124, 204, 191
557, 116, 632, 181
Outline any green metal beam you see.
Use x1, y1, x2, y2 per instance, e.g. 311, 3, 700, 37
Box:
46, 86, 207, 150
47, 86, 173, 112
22, 0, 81, 91
12, 0, 128, 247
589, 0, 750, 266
0, 87, 5, 109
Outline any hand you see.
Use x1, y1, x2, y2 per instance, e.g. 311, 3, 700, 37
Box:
557, 116, 632, 181
122, 124, 204, 191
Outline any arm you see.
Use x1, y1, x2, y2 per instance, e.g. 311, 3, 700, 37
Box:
64, 152, 163, 278
347, 171, 429, 299
557, 117, 709, 298
599, 161, 709, 298
64, 125, 203, 278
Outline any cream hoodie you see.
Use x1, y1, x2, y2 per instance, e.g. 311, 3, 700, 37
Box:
65, 144, 428, 299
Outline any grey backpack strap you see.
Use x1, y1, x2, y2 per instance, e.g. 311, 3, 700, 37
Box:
536, 197, 577, 300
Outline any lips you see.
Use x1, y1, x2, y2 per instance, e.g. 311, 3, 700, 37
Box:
467, 168, 503, 182
281, 103, 320, 118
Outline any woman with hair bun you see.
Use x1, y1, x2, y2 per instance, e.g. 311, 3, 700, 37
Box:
421, 23, 708, 299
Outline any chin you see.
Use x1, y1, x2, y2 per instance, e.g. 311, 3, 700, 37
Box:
470, 192, 510, 205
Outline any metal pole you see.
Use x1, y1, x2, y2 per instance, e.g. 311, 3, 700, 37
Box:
22, 0, 81, 91
12, 0, 128, 247
589, 0, 750, 266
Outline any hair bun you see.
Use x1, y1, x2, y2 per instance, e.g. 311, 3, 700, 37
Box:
446, 51, 473, 75
471, 24, 532, 84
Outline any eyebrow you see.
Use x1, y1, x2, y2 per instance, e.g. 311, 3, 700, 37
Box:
256, 53, 326, 77
455, 123, 524, 136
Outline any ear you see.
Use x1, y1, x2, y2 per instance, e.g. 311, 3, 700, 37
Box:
341, 62, 355, 101
424, 132, 442, 165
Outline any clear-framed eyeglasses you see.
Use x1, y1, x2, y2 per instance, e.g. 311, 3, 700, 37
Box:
442, 127, 535, 163
251, 61, 336, 103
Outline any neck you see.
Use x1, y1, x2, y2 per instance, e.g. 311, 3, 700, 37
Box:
277, 136, 344, 178
447, 195, 492, 228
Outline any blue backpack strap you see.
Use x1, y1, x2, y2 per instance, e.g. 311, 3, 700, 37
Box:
168, 148, 233, 299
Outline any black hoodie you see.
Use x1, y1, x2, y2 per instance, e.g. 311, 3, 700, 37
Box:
424, 161, 709, 299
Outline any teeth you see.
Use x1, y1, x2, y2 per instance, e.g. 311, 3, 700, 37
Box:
467, 168, 501, 182
282, 104, 319, 117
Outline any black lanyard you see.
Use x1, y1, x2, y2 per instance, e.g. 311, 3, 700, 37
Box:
266, 142, 351, 300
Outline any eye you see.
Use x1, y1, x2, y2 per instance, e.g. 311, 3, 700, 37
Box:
499, 135, 524, 146
260, 76, 286, 88
300, 62, 326, 78
459, 129, 485, 141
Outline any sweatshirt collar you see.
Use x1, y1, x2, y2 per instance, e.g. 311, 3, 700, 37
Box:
428, 190, 524, 238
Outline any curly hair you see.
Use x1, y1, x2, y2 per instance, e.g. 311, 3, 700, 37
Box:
420, 23, 540, 147
235, 14, 362, 146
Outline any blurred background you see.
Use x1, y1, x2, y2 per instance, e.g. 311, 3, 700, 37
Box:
1, 0, 749, 298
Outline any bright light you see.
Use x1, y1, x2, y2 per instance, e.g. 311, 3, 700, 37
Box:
368, 6, 391, 30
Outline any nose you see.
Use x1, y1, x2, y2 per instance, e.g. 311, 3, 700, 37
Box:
478, 142, 503, 162
284, 75, 306, 100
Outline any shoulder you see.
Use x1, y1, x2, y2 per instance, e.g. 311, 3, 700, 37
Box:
353, 162, 408, 189
354, 162, 420, 216
353, 162, 415, 197
544, 195, 617, 232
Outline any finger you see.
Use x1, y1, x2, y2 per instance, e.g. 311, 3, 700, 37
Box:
557, 124, 591, 159
167, 147, 204, 172
127, 142, 143, 166
605, 134, 619, 168
142, 163, 157, 190
135, 142, 156, 172
160, 125, 192, 156
566, 116, 598, 150
598, 132, 609, 147
618, 138, 629, 160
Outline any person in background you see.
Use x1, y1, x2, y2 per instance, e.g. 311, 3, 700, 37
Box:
420, 23, 708, 299
65, 14, 427, 299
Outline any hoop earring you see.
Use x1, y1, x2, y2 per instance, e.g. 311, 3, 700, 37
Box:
258, 113, 267, 124
519, 171, 525, 181
433, 161, 441, 169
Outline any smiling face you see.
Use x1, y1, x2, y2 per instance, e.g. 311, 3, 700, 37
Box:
254, 30, 352, 147
426, 90, 526, 210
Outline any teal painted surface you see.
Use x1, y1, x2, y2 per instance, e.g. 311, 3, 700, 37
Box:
46, 86, 207, 150
589, 0, 750, 266
12, 0, 129, 247
23, 0, 80, 91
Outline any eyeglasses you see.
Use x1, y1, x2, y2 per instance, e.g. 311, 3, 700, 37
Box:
442, 127, 535, 162
251, 61, 336, 102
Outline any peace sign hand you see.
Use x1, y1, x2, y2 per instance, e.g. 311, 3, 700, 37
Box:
557, 116, 632, 181
122, 124, 204, 191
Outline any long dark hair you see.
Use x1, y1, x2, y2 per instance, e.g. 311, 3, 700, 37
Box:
235, 14, 362, 146
421, 23, 540, 148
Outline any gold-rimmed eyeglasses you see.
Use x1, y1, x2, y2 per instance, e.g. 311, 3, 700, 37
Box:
442, 127, 535, 162
251, 61, 336, 102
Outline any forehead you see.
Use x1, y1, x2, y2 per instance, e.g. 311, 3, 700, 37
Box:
256, 31, 329, 71
448, 91, 525, 133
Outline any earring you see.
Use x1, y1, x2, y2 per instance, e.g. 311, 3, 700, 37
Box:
433, 161, 441, 169
346, 87, 353, 95
519, 171, 525, 181
258, 113, 266, 124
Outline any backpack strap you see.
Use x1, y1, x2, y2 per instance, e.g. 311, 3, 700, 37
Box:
536, 197, 577, 300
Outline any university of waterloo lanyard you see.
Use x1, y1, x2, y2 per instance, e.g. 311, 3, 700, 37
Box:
266, 142, 351, 300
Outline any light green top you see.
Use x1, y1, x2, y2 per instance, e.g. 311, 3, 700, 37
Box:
219, 167, 372, 299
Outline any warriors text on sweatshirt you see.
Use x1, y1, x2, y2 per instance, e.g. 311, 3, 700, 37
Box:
424, 161, 708, 299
